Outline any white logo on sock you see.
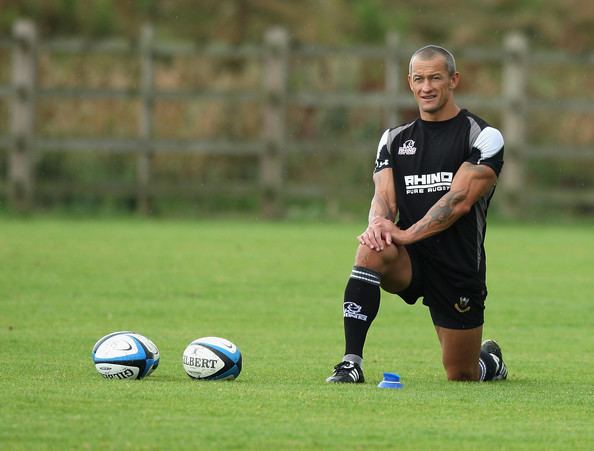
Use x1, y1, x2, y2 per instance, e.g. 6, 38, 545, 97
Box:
343, 302, 368, 321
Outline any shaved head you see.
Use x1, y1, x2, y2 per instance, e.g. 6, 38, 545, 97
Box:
409, 45, 457, 76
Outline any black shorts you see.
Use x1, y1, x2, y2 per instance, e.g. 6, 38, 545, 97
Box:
396, 245, 487, 329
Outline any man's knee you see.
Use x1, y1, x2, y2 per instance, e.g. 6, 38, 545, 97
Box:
354, 243, 400, 273
444, 364, 480, 382
437, 326, 483, 382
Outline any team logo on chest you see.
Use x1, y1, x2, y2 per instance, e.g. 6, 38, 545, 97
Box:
398, 140, 417, 155
404, 171, 453, 194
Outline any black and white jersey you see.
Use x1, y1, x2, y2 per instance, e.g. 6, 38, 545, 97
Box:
374, 109, 504, 290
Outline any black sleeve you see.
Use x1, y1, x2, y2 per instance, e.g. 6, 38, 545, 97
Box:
373, 129, 392, 173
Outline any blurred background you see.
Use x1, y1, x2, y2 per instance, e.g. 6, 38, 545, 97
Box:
0, 0, 593, 219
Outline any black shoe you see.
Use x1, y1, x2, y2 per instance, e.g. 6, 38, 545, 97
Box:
481, 339, 508, 380
326, 361, 365, 383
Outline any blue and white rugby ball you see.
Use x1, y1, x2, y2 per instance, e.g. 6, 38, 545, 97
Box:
92, 331, 160, 380
182, 336, 242, 381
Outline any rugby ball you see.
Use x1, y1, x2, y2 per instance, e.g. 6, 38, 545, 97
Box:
92, 331, 160, 380
182, 336, 242, 381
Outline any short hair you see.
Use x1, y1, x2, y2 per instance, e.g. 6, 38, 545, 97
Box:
409, 45, 457, 76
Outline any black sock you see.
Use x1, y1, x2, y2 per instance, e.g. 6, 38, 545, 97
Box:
479, 350, 499, 381
343, 266, 381, 359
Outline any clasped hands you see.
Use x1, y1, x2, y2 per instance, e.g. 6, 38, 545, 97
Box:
357, 217, 411, 251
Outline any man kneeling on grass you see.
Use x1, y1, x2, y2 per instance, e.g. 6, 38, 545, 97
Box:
327, 45, 508, 384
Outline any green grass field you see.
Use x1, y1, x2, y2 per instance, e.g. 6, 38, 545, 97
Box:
1, 218, 593, 450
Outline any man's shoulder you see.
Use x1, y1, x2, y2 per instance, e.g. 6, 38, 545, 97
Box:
385, 119, 418, 144
460, 109, 499, 132
459, 110, 505, 153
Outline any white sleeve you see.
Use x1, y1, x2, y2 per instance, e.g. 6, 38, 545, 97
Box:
474, 127, 504, 163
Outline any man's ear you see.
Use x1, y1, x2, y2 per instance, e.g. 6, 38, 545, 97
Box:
450, 72, 460, 89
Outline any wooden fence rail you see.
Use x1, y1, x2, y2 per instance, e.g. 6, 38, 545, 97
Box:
1, 20, 594, 216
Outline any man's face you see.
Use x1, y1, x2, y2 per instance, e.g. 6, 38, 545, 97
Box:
408, 56, 459, 116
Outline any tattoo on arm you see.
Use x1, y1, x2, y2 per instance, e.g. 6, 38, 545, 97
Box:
404, 163, 496, 242
409, 189, 466, 236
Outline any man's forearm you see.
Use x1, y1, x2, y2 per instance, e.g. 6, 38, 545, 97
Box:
400, 188, 468, 243
368, 193, 397, 223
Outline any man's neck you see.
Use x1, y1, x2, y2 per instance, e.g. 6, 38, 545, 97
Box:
420, 104, 461, 122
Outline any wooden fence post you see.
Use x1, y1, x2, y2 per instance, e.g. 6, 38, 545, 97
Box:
261, 27, 288, 219
501, 32, 528, 217
9, 19, 37, 213
138, 24, 155, 214
385, 32, 401, 128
